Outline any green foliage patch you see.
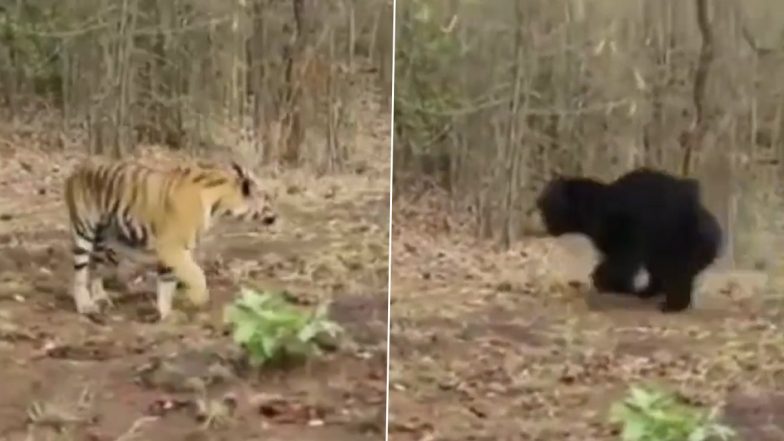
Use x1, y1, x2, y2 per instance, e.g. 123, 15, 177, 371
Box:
224, 287, 342, 368
609, 385, 736, 441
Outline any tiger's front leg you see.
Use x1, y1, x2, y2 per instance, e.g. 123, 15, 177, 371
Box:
155, 246, 208, 320
71, 234, 99, 314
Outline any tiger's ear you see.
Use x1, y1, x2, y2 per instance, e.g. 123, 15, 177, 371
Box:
231, 161, 246, 179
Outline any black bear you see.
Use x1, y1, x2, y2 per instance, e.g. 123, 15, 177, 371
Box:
535, 168, 722, 313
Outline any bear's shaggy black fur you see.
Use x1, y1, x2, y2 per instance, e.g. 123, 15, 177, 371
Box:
536, 168, 722, 313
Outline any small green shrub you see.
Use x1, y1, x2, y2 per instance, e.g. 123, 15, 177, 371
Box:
609, 385, 736, 441
224, 287, 342, 368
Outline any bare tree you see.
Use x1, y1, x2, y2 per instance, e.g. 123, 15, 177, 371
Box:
395, 0, 784, 267
0, 0, 392, 170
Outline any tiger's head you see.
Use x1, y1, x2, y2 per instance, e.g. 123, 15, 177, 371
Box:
208, 162, 277, 226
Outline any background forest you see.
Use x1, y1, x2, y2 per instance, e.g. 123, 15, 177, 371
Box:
0, 0, 393, 169
395, 0, 784, 271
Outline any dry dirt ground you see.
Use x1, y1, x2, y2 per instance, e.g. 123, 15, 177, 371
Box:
0, 117, 389, 439
388, 197, 784, 441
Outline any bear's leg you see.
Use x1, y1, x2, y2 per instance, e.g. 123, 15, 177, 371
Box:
659, 270, 695, 313
636, 273, 662, 298
591, 210, 648, 296
591, 255, 640, 295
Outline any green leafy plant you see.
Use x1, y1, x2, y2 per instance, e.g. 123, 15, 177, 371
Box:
224, 287, 342, 368
609, 385, 736, 441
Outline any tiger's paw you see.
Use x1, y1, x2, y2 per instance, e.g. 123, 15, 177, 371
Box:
157, 309, 188, 325
90, 284, 115, 310
73, 286, 100, 315
75, 299, 100, 315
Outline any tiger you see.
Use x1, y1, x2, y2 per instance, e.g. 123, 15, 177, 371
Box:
64, 158, 277, 320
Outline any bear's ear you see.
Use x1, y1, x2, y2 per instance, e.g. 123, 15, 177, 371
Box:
546, 175, 568, 193
537, 177, 567, 209
551, 178, 570, 201
683, 177, 702, 201
550, 167, 565, 179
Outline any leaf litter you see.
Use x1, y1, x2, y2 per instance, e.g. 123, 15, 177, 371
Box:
390, 193, 784, 441
0, 108, 390, 441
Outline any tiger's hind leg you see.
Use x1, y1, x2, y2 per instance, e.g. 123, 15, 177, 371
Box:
89, 241, 120, 308
155, 247, 208, 320
71, 233, 99, 314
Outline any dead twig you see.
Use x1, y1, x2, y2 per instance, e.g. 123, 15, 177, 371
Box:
114, 416, 159, 441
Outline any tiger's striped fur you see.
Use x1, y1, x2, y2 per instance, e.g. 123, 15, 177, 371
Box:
64, 159, 276, 319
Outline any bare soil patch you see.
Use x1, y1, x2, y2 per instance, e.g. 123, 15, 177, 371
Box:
389, 197, 784, 441
0, 133, 389, 440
